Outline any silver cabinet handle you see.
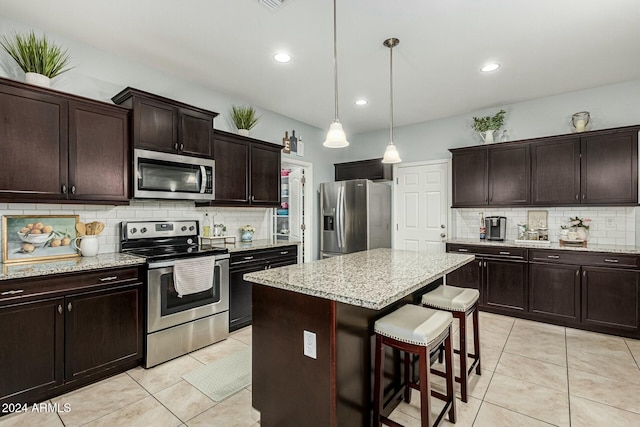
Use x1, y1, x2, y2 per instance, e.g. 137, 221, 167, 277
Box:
71, 185, 76, 194
280, 251, 289, 255
100, 276, 118, 282
575, 194, 579, 200
58, 304, 63, 314
499, 251, 510, 255
582, 194, 586, 199
1, 289, 24, 295
547, 255, 560, 259
483, 261, 487, 267
174, 142, 179, 150
61, 184, 67, 194
67, 302, 72, 312
478, 261, 482, 267
458, 248, 468, 252
180, 143, 184, 151
583, 271, 587, 277
576, 270, 579, 277
604, 259, 619, 263
243, 256, 254, 260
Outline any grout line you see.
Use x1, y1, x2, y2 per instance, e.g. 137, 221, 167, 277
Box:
625, 340, 640, 371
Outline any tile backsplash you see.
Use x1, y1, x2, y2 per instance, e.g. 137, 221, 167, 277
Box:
453, 207, 637, 246
0, 201, 271, 261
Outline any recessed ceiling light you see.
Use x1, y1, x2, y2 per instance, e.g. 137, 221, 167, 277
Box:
481, 63, 500, 72
355, 99, 368, 106
273, 52, 291, 63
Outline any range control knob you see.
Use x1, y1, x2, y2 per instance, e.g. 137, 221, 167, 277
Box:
181, 226, 187, 231
130, 228, 137, 234
189, 226, 195, 231
140, 227, 147, 234
187, 238, 194, 245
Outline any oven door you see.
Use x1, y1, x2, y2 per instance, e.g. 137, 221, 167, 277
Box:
134, 149, 214, 200
147, 257, 229, 333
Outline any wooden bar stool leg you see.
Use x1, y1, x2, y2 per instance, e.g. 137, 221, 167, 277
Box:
473, 306, 481, 374
404, 351, 412, 403
457, 311, 469, 403
419, 345, 431, 427
373, 334, 384, 427
444, 325, 457, 424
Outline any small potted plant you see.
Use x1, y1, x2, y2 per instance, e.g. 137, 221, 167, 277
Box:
568, 216, 591, 241
472, 109, 506, 143
231, 105, 261, 136
0, 30, 73, 88
240, 225, 256, 242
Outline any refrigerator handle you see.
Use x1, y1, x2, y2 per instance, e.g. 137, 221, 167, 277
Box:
337, 185, 345, 248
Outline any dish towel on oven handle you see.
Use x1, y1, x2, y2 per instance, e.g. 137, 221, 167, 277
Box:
173, 256, 216, 297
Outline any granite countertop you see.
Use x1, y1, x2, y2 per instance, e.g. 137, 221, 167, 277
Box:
0, 253, 146, 281
226, 239, 300, 253
244, 248, 475, 310
447, 238, 640, 254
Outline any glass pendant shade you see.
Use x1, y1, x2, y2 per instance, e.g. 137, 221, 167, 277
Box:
323, 121, 349, 148
382, 142, 401, 163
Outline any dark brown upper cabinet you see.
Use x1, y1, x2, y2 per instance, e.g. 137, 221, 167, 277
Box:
112, 87, 218, 158
451, 125, 639, 208
210, 130, 281, 207
0, 77, 130, 204
531, 137, 580, 205
334, 158, 393, 181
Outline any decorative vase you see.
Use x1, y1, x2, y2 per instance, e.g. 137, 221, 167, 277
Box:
238, 129, 250, 137
241, 231, 254, 242
575, 226, 589, 241
25, 72, 51, 88
480, 129, 495, 144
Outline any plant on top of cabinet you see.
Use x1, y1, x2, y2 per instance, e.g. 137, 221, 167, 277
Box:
231, 105, 261, 136
0, 31, 73, 88
472, 109, 506, 144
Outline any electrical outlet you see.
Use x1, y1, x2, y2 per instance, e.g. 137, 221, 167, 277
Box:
604, 217, 616, 230
303, 330, 317, 359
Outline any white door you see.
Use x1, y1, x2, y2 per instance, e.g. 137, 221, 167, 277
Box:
288, 167, 304, 251
395, 162, 448, 253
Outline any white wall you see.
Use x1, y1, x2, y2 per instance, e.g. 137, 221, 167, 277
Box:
0, 16, 345, 260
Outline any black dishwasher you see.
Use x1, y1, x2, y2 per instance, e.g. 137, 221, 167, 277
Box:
229, 245, 298, 332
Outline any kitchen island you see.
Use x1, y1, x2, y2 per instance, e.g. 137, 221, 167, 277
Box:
244, 248, 474, 427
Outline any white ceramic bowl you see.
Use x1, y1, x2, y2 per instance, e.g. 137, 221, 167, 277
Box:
17, 231, 51, 246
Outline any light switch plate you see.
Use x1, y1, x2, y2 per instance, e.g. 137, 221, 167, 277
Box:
605, 217, 616, 230
303, 330, 316, 359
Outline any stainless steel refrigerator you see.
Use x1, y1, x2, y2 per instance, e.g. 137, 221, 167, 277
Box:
320, 179, 391, 258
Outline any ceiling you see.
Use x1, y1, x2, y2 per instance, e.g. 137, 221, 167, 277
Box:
2, 0, 639, 134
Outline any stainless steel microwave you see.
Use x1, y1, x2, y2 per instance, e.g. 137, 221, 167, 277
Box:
133, 149, 214, 201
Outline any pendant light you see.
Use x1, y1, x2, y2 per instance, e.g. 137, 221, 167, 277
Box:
381, 38, 402, 163
323, 0, 349, 148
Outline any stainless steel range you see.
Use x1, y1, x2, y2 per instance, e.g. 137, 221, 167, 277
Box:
120, 220, 229, 368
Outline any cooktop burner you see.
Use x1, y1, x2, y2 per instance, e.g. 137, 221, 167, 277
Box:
119, 220, 228, 263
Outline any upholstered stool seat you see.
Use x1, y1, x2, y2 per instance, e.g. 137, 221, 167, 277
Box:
422, 285, 481, 403
373, 304, 456, 427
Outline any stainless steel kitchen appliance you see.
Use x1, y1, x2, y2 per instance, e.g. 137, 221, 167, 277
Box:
320, 179, 391, 258
133, 149, 214, 201
120, 220, 229, 368
485, 216, 507, 241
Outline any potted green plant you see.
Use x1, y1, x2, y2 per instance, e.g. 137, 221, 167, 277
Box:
0, 30, 73, 88
231, 105, 260, 136
471, 109, 506, 143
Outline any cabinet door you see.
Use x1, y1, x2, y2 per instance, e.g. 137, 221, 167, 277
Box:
451, 149, 487, 207
0, 84, 68, 199
445, 258, 482, 305
133, 97, 177, 153
68, 102, 130, 202
488, 144, 530, 205
65, 284, 143, 382
531, 137, 580, 205
0, 298, 64, 404
484, 259, 527, 312
250, 143, 281, 206
529, 263, 580, 322
179, 108, 214, 158
582, 267, 639, 333
212, 135, 250, 204
581, 131, 638, 204
335, 159, 392, 181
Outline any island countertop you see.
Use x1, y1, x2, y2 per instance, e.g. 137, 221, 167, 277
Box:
244, 248, 475, 310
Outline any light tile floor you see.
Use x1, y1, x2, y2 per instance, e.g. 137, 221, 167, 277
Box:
3, 312, 640, 426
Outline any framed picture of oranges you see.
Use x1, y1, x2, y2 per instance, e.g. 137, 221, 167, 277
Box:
2, 215, 80, 264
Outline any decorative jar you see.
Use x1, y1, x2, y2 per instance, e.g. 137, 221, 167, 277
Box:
241, 231, 254, 242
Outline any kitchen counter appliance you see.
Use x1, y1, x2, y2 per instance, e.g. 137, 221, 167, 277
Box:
485, 216, 507, 241
120, 220, 229, 368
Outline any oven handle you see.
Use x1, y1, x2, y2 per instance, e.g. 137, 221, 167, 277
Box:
147, 254, 230, 269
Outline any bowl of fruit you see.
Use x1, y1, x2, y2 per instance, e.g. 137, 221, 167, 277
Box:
17, 222, 55, 247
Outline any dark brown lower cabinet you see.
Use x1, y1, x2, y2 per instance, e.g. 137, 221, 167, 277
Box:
483, 259, 527, 312
582, 266, 640, 333
0, 268, 143, 406
445, 258, 481, 293
529, 263, 581, 322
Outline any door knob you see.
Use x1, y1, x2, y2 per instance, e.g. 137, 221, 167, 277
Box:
440, 233, 446, 238
440, 224, 446, 229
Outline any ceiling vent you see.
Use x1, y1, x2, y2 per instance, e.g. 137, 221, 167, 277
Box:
259, 0, 285, 10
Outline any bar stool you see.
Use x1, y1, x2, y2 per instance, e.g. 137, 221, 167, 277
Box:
421, 285, 481, 403
373, 304, 456, 427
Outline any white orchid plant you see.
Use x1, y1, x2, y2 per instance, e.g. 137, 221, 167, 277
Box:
568, 216, 591, 230
240, 225, 255, 233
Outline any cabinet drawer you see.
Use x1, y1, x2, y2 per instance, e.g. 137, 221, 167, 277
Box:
231, 246, 298, 267
529, 250, 640, 268
447, 244, 526, 259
